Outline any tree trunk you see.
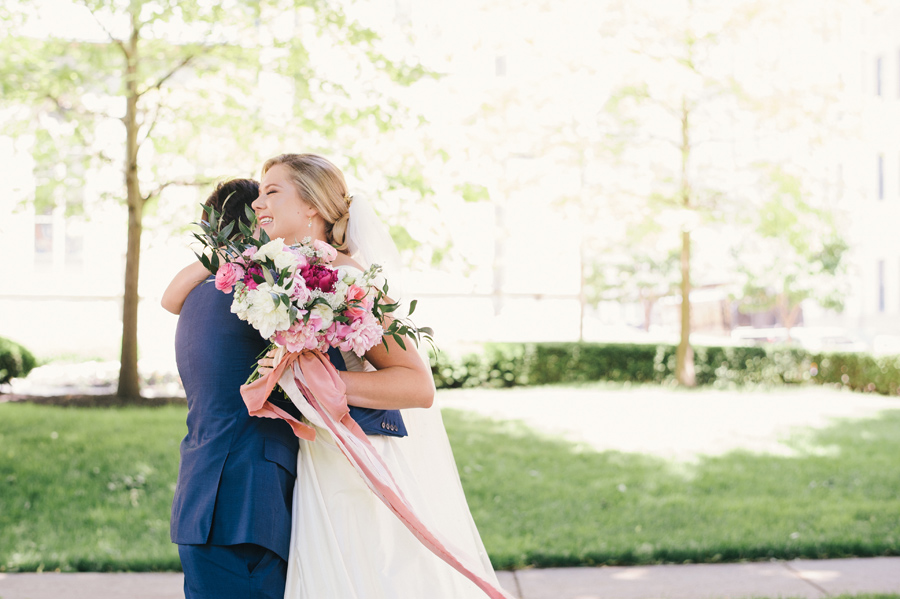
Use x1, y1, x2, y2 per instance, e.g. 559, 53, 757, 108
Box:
641, 295, 655, 332
675, 96, 695, 387
116, 21, 143, 400
777, 293, 803, 343
676, 230, 695, 386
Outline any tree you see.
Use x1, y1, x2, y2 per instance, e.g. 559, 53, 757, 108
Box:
595, 0, 860, 385
733, 167, 848, 340
0, 0, 429, 399
599, 0, 756, 386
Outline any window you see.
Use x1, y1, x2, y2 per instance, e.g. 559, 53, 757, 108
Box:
878, 259, 885, 313
495, 56, 506, 77
876, 55, 883, 96
34, 219, 54, 267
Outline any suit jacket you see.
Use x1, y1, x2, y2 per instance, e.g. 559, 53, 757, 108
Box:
170, 279, 405, 560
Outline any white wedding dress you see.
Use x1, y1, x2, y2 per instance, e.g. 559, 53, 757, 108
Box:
283, 349, 503, 599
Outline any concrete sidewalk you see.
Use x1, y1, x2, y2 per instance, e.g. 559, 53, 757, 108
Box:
0, 557, 897, 599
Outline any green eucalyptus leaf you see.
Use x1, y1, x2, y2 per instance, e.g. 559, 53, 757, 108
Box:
220, 220, 235, 238
393, 334, 406, 351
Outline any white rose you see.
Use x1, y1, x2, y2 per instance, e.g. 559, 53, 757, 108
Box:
310, 303, 334, 331
273, 250, 298, 271
253, 238, 286, 263
244, 282, 292, 338
331, 281, 349, 307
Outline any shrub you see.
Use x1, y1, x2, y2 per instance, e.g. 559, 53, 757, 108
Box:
430, 341, 900, 396
0, 336, 37, 386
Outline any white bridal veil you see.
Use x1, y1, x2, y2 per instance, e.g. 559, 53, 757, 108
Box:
343, 193, 498, 580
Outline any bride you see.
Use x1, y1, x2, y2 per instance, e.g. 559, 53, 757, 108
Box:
248, 153, 507, 598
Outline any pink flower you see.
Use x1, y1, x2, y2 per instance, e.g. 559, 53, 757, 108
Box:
313, 239, 338, 263
300, 263, 339, 293
242, 246, 258, 260
215, 263, 245, 293
328, 311, 383, 357
290, 275, 312, 303
344, 284, 373, 320
272, 315, 323, 352
286, 247, 308, 269
244, 264, 263, 290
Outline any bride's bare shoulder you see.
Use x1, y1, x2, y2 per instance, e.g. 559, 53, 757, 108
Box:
331, 253, 364, 271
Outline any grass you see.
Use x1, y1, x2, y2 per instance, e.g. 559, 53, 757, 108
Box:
0, 400, 898, 572
0, 404, 185, 572
445, 406, 900, 569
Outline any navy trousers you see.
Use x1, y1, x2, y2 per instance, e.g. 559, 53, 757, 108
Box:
179, 543, 287, 599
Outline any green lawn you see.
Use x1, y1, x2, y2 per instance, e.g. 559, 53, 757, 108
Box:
1, 400, 899, 572
449, 407, 900, 569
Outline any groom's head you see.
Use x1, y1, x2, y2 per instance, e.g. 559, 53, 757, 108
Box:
204, 178, 260, 229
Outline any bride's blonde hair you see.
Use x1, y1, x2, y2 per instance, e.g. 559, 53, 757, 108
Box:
261, 153, 352, 251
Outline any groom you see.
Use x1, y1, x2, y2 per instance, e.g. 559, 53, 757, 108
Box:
170, 179, 298, 599
169, 179, 408, 599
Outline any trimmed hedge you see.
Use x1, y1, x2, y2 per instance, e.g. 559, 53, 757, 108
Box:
0, 336, 37, 386
430, 342, 900, 396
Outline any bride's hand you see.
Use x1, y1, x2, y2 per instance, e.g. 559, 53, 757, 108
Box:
257, 348, 278, 377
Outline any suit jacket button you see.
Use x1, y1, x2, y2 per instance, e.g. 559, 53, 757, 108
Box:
381, 422, 387, 429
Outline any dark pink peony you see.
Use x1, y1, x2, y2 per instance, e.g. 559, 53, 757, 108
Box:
244, 264, 264, 290
300, 263, 339, 293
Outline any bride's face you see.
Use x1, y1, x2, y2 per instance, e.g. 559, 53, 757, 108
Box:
252, 163, 313, 244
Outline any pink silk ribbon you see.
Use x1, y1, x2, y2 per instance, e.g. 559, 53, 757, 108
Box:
240, 352, 317, 441
241, 350, 514, 599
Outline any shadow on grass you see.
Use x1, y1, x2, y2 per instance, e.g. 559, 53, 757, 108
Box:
442, 407, 900, 570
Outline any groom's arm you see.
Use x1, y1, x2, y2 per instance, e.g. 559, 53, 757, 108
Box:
161, 261, 210, 314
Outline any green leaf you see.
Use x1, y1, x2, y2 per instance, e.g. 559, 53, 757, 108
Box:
244, 204, 256, 226
408, 299, 417, 315
198, 253, 212, 273
220, 220, 235, 238
393, 334, 407, 351
262, 267, 275, 286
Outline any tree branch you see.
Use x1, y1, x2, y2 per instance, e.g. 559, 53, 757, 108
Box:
138, 102, 163, 149
143, 177, 217, 204
78, 1, 128, 58
138, 54, 198, 98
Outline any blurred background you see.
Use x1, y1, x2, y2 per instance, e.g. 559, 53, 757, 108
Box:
0, 0, 898, 395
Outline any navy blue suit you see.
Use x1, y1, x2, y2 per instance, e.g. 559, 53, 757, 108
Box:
171, 278, 405, 598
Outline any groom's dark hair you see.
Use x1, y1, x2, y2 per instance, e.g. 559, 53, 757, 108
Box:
203, 178, 259, 229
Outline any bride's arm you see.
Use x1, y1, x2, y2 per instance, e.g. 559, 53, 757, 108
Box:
330, 254, 434, 409
340, 334, 435, 410
160, 261, 210, 315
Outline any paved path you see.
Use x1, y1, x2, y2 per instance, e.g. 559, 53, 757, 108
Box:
1, 557, 898, 598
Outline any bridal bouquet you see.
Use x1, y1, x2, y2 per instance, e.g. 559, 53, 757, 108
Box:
192, 203, 433, 367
